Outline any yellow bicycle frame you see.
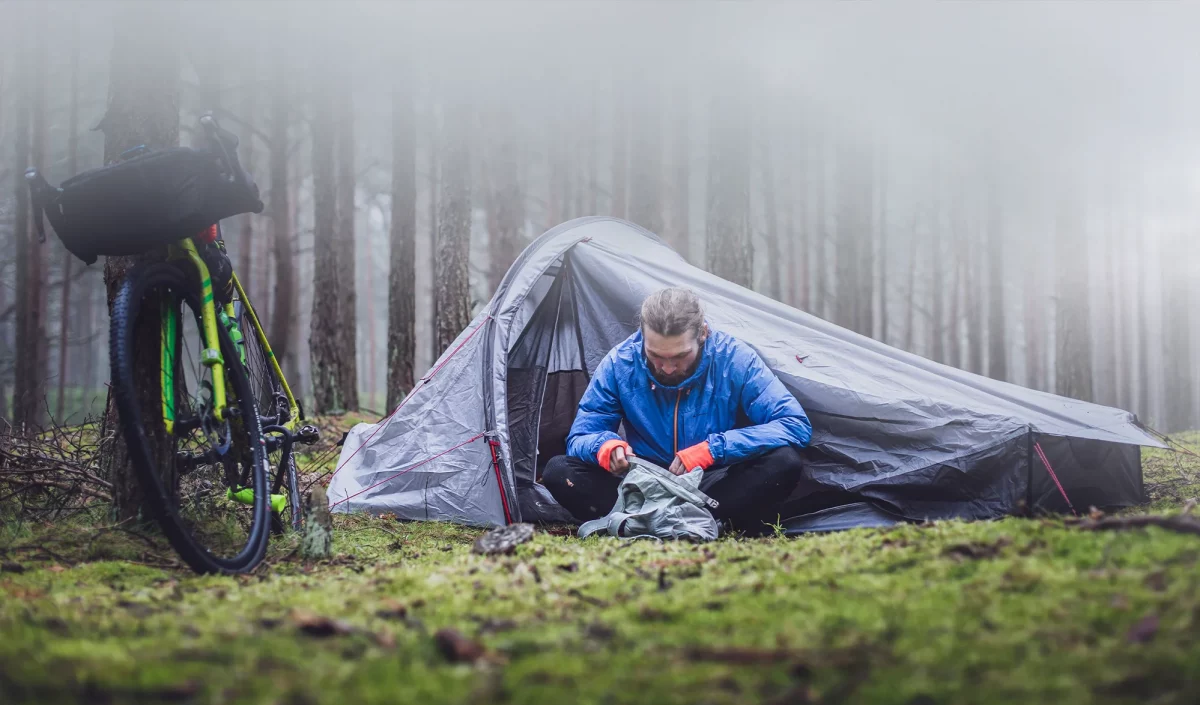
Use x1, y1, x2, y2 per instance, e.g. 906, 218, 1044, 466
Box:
158, 237, 301, 437
230, 272, 301, 431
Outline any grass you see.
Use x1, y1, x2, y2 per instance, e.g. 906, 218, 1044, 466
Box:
0, 427, 1197, 705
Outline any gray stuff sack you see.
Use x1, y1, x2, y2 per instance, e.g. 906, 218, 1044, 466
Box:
578, 459, 720, 541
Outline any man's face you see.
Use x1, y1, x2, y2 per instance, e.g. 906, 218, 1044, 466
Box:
643, 326, 706, 386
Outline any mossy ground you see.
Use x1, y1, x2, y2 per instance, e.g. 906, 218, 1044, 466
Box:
1, 426, 1198, 705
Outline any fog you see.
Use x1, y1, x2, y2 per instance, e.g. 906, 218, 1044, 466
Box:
1, 0, 1197, 430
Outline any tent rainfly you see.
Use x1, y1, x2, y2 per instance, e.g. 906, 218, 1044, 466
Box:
327, 217, 1159, 532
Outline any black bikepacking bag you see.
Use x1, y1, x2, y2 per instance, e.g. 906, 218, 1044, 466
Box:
33, 146, 263, 265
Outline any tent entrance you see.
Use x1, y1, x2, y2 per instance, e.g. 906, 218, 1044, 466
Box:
505, 254, 609, 523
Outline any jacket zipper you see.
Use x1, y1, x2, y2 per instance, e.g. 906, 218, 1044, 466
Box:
673, 390, 682, 455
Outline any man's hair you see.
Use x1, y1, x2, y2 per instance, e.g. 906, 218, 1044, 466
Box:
639, 287, 706, 340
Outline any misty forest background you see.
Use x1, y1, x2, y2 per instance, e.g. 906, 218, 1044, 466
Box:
0, 1, 1197, 435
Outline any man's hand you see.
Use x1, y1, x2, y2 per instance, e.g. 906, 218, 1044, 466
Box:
668, 455, 688, 475
611, 445, 633, 474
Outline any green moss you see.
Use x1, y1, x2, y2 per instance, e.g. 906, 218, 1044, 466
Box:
2, 432, 1198, 704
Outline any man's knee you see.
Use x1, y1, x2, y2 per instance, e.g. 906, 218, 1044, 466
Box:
756, 445, 804, 474
541, 455, 577, 493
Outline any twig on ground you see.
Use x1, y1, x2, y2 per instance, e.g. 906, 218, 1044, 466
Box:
1068, 514, 1200, 536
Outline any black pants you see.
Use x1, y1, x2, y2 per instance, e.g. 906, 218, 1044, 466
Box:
541, 446, 805, 534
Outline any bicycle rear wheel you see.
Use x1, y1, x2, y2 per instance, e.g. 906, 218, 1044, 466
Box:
110, 262, 270, 574
233, 300, 302, 532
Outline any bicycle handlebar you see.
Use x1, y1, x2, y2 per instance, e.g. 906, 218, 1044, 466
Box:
198, 113, 246, 187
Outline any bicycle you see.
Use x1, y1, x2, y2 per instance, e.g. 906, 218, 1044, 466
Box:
26, 114, 318, 574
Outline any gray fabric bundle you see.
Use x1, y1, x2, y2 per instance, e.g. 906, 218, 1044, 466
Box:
578, 460, 720, 541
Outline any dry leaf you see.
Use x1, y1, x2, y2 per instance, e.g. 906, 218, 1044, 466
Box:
290, 609, 356, 637
434, 628, 488, 663
1126, 613, 1159, 643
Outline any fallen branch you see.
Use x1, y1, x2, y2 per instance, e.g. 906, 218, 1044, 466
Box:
1067, 514, 1200, 537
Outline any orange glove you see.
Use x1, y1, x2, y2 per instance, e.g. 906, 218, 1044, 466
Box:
674, 441, 714, 473
597, 439, 633, 472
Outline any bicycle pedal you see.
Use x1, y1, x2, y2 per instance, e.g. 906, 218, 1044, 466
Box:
295, 424, 320, 445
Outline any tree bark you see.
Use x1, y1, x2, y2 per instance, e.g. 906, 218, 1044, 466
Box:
335, 83, 359, 410
986, 189, 1007, 381
705, 85, 751, 287
56, 29, 81, 421
386, 81, 417, 411
309, 70, 343, 413
98, 8, 181, 520
435, 99, 473, 355
267, 61, 295, 372
1055, 204, 1094, 402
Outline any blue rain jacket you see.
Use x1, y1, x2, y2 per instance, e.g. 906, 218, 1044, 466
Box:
566, 327, 812, 468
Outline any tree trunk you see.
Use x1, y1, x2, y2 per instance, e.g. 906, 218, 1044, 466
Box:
784, 134, 803, 310
1055, 205, 1094, 402
929, 203, 946, 364
427, 95, 440, 366
610, 79, 628, 219
14, 7, 48, 432
628, 77, 662, 235
11, 11, 34, 432
667, 81, 690, 261
98, 8, 181, 520
859, 150, 876, 338
237, 86, 257, 310
903, 215, 918, 352
309, 71, 343, 413
435, 99, 473, 355
1162, 230, 1194, 432
833, 141, 862, 333
56, 30, 81, 421
877, 149, 889, 344
705, 87, 751, 287
1108, 208, 1126, 409
813, 140, 828, 318
1116, 210, 1134, 409
487, 115, 524, 295
966, 220, 985, 376
268, 62, 295, 372
386, 81, 417, 411
1137, 222, 1152, 422
760, 128, 782, 302
986, 190, 1007, 381
1024, 234, 1046, 391
335, 84, 359, 411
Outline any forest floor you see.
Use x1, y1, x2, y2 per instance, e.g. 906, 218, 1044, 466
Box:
1, 422, 1198, 705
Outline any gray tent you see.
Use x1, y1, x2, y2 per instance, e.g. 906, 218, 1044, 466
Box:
327, 217, 1158, 530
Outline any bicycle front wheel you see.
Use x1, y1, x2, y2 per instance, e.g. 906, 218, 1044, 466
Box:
110, 262, 271, 574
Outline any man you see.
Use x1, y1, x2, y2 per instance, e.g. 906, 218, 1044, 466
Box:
542, 287, 812, 533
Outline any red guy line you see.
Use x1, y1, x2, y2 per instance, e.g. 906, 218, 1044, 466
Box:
326, 315, 493, 487
330, 432, 488, 509
1033, 441, 1078, 517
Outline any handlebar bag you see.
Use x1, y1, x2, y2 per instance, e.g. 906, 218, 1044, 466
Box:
37, 145, 263, 265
